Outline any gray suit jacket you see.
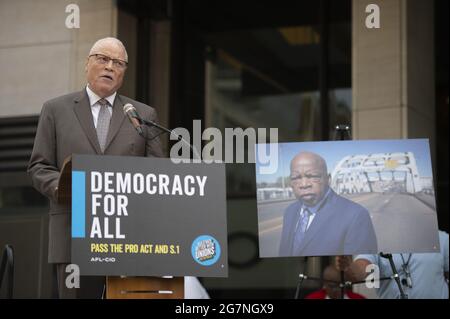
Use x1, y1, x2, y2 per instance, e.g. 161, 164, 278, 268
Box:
28, 89, 163, 263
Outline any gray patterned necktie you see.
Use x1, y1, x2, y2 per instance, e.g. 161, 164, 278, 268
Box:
96, 98, 111, 153
292, 207, 312, 255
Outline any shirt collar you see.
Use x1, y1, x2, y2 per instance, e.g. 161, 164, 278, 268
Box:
302, 186, 331, 215
86, 85, 116, 107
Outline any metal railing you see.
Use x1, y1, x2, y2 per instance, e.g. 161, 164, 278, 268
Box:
0, 244, 14, 299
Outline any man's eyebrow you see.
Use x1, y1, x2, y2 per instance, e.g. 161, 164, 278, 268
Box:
305, 171, 322, 175
291, 170, 323, 176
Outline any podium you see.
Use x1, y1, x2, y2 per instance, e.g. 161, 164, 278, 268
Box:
57, 155, 189, 299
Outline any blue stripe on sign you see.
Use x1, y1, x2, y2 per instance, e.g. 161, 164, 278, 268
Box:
72, 171, 86, 238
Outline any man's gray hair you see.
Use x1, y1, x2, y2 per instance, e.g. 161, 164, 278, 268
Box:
89, 37, 128, 62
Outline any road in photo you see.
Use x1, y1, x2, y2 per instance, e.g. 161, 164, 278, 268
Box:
345, 192, 439, 253
257, 199, 296, 257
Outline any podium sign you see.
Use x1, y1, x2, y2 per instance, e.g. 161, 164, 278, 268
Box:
71, 154, 228, 277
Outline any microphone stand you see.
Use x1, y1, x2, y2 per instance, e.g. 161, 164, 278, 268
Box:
334, 125, 352, 299
340, 269, 346, 299
379, 252, 408, 299
138, 117, 202, 160
294, 257, 351, 299
294, 257, 309, 299
294, 273, 308, 299
294, 274, 353, 299
295, 272, 400, 299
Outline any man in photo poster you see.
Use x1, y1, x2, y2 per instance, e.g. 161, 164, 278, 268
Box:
278, 151, 378, 257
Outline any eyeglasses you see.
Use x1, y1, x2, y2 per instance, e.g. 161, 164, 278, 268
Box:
89, 53, 128, 69
290, 174, 323, 183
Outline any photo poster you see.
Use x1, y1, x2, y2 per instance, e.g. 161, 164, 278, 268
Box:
255, 139, 440, 257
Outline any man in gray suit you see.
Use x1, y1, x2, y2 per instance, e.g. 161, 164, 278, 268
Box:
28, 37, 163, 298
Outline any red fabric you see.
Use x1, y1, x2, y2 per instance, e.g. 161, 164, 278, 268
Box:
305, 289, 327, 299
305, 289, 366, 299
346, 291, 366, 299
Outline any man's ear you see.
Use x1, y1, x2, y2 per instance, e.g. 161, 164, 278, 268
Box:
328, 174, 331, 184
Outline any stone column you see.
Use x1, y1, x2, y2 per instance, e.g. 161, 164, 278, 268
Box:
352, 0, 435, 161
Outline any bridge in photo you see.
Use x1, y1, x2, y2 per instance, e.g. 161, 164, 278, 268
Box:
330, 152, 427, 195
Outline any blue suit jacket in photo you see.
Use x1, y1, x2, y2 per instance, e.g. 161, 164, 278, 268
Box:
278, 189, 378, 256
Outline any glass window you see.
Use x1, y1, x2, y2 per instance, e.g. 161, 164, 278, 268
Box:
205, 30, 318, 196
203, 3, 351, 196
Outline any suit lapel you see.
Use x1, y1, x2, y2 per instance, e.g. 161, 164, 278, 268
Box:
104, 95, 126, 152
73, 90, 102, 154
295, 191, 337, 254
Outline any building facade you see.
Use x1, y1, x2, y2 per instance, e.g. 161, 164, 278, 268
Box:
0, 0, 447, 298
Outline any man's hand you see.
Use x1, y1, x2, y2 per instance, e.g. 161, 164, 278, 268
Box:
335, 255, 353, 272
335, 256, 372, 282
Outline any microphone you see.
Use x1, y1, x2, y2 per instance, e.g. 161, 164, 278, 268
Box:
123, 103, 143, 135
128, 106, 201, 160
